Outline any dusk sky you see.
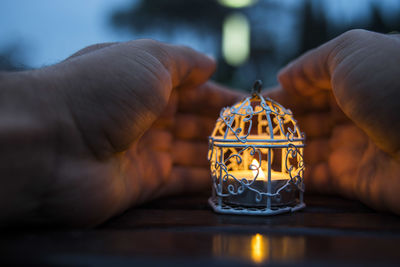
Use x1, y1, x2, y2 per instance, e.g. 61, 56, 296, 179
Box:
0, 0, 133, 67
1, 0, 399, 68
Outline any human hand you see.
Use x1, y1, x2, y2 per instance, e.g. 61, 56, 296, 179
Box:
0, 40, 243, 227
266, 29, 400, 214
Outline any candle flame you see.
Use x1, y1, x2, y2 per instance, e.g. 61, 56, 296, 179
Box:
251, 159, 266, 180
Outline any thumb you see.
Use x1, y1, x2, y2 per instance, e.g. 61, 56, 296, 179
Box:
130, 40, 216, 89
277, 37, 335, 97
52, 40, 216, 158
66, 42, 118, 59
278, 29, 400, 157
276, 29, 376, 97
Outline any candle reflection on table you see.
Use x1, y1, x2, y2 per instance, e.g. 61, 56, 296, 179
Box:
212, 233, 305, 263
251, 234, 265, 263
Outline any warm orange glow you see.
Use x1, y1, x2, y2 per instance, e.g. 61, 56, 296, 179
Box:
251, 234, 267, 263
251, 159, 266, 180
212, 234, 306, 263
208, 81, 305, 215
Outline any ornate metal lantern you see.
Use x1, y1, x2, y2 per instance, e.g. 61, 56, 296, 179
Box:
208, 81, 305, 215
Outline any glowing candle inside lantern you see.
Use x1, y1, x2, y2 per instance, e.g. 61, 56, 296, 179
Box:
208, 80, 306, 214
225, 158, 295, 207
250, 159, 266, 180
229, 159, 289, 182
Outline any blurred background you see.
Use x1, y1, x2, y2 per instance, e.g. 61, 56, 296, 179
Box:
1, 0, 399, 89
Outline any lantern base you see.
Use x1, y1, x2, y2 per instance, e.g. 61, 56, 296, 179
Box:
222, 179, 298, 207
208, 197, 305, 216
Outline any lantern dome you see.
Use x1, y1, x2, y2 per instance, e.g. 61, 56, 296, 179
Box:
208, 81, 305, 215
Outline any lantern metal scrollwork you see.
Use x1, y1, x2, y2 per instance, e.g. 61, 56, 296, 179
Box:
208, 80, 306, 215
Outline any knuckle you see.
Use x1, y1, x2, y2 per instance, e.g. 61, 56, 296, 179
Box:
176, 45, 196, 54
131, 39, 172, 68
338, 29, 371, 42
137, 38, 163, 47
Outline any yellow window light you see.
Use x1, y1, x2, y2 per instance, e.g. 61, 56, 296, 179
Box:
218, 0, 258, 9
222, 12, 250, 66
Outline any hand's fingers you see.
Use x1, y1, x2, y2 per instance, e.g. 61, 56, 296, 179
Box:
174, 114, 215, 141
328, 147, 362, 199
329, 94, 351, 124
151, 90, 179, 130
60, 39, 217, 157
131, 39, 216, 89
277, 32, 338, 97
264, 86, 331, 115
356, 140, 400, 214
278, 48, 332, 97
277, 30, 379, 98
329, 124, 368, 151
278, 30, 400, 157
158, 166, 210, 196
328, 124, 369, 198
133, 150, 173, 204
305, 162, 333, 194
263, 86, 293, 108
296, 112, 333, 138
327, 31, 400, 157
172, 140, 208, 167
137, 129, 172, 152
304, 138, 330, 165
178, 81, 245, 116
67, 42, 118, 59
264, 86, 310, 115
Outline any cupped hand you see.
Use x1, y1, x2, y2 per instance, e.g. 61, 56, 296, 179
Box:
0, 40, 243, 227
266, 29, 400, 214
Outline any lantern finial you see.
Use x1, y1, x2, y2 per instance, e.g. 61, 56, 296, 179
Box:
252, 80, 262, 95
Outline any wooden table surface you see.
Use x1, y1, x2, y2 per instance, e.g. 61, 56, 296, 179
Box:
1, 194, 400, 266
